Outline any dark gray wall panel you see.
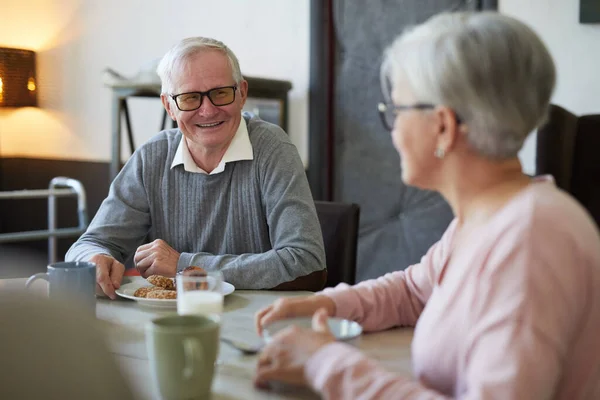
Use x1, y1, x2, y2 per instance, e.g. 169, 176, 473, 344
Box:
332, 1, 481, 280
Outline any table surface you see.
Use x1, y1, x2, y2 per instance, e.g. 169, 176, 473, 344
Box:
5, 278, 414, 399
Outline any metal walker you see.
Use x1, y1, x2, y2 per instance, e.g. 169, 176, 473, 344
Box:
0, 177, 88, 264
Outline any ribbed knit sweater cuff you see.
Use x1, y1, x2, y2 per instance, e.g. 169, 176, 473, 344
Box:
177, 252, 194, 272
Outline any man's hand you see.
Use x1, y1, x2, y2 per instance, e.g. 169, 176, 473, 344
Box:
134, 239, 180, 278
90, 254, 125, 300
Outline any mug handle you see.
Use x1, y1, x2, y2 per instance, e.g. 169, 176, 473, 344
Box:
26, 273, 49, 289
182, 337, 204, 380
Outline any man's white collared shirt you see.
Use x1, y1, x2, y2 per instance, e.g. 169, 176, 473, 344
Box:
170, 116, 254, 174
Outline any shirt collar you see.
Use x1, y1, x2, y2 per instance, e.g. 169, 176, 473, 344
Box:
170, 116, 253, 174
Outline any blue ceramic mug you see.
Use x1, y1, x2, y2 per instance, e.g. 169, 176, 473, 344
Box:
26, 261, 96, 312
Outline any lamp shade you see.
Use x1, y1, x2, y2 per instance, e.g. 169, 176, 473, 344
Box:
0, 47, 38, 107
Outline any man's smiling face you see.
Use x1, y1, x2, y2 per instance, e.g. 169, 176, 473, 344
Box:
166, 49, 247, 152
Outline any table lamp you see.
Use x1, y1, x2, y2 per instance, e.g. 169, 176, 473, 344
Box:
0, 47, 38, 107
0, 47, 37, 194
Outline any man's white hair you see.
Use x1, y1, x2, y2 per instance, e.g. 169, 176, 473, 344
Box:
381, 12, 556, 159
156, 37, 242, 95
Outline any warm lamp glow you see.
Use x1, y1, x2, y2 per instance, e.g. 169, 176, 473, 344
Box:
27, 77, 36, 92
0, 76, 3, 103
0, 47, 38, 107
0, 107, 80, 158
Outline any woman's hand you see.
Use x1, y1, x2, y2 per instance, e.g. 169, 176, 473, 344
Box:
255, 295, 337, 336
254, 308, 336, 389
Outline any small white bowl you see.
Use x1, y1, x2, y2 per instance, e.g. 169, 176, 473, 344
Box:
263, 317, 363, 345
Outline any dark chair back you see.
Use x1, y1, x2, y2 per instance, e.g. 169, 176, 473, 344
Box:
536, 104, 600, 228
314, 201, 360, 288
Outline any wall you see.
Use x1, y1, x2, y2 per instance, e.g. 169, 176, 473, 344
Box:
2, 1, 599, 174
501, 0, 600, 174
0, 0, 310, 165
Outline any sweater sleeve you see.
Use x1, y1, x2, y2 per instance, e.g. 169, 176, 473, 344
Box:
305, 213, 590, 399
65, 150, 151, 263
317, 220, 457, 331
178, 140, 326, 289
306, 343, 451, 400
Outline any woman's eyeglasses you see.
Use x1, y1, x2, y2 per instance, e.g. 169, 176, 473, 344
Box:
377, 102, 436, 131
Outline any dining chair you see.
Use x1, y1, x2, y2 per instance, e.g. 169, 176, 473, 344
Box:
536, 104, 600, 228
314, 200, 360, 288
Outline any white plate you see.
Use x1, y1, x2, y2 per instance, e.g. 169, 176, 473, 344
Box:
115, 276, 235, 309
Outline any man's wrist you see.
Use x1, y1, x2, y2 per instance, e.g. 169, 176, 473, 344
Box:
176, 252, 194, 272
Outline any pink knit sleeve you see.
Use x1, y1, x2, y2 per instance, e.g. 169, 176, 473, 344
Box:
305, 343, 451, 400
318, 220, 457, 332
306, 210, 593, 399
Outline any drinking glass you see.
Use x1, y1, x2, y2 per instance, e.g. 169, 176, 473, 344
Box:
176, 271, 224, 317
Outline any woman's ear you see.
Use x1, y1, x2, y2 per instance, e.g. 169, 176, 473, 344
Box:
434, 106, 461, 153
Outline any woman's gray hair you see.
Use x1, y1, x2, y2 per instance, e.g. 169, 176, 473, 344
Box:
380, 12, 556, 159
156, 37, 243, 94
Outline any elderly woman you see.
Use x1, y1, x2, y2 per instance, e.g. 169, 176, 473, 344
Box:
254, 11, 600, 399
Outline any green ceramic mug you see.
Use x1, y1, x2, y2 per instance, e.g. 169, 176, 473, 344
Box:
146, 315, 220, 400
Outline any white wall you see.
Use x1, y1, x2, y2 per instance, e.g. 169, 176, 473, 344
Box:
2, 1, 599, 174
0, 0, 310, 165
500, 0, 600, 174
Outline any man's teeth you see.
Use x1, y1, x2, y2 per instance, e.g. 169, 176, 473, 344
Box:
197, 122, 221, 127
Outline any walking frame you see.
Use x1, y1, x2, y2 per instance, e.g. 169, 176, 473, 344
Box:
0, 177, 88, 264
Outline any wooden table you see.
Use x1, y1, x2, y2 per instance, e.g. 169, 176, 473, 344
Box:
6, 278, 414, 399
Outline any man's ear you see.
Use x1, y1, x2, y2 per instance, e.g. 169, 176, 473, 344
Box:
434, 106, 461, 153
161, 94, 177, 121
238, 79, 248, 107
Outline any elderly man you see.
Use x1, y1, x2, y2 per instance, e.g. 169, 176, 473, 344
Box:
66, 37, 326, 298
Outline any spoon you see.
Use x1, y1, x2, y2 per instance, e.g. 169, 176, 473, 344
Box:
220, 337, 263, 355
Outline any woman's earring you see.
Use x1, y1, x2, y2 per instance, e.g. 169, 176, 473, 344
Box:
434, 148, 445, 159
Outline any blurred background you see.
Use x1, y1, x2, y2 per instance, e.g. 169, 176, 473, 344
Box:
1, 0, 599, 280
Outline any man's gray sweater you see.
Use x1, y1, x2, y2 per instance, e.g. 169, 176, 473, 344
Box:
66, 114, 325, 289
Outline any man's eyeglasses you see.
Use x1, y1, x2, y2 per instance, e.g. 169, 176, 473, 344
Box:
171, 86, 237, 111
377, 102, 436, 131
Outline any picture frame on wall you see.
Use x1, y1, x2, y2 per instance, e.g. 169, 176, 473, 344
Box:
580, 0, 600, 23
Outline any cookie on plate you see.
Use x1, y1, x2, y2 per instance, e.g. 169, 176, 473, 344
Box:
176, 266, 209, 290
146, 275, 175, 290
146, 290, 177, 300
133, 286, 162, 298
181, 266, 207, 276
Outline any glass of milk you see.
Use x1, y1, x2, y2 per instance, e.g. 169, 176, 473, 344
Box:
176, 271, 224, 317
